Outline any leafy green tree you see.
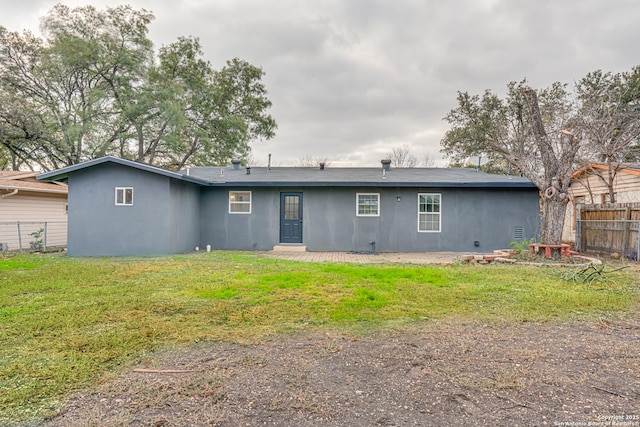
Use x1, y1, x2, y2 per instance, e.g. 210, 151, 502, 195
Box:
0, 5, 154, 170
137, 40, 276, 169
0, 4, 275, 171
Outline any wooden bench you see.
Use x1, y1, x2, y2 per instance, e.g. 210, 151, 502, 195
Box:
529, 243, 571, 259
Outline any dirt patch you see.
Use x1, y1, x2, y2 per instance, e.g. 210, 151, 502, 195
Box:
44, 319, 639, 426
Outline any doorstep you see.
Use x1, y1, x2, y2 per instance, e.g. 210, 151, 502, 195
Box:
272, 244, 307, 252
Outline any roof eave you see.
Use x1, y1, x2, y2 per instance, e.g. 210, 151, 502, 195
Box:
37, 156, 209, 185
206, 181, 537, 188
572, 162, 640, 180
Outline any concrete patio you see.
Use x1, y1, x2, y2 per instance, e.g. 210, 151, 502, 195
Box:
262, 250, 472, 265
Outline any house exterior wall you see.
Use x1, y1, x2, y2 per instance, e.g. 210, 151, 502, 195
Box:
563, 171, 640, 242
200, 186, 279, 250
200, 186, 539, 252
168, 179, 201, 253
0, 192, 68, 250
67, 163, 199, 256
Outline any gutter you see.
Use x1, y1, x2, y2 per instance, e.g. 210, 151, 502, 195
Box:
1, 189, 18, 199
203, 181, 539, 188
0, 185, 67, 195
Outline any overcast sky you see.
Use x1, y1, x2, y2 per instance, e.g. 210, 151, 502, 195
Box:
3, 0, 640, 167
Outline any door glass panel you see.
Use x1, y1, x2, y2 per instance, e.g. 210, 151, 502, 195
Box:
284, 196, 299, 219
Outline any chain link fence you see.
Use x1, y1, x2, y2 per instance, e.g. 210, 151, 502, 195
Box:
0, 221, 67, 253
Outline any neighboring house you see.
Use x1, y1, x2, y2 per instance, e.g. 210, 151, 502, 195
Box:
37, 156, 539, 257
0, 171, 68, 251
562, 163, 640, 242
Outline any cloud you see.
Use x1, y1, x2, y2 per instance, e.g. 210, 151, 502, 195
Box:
3, 0, 640, 167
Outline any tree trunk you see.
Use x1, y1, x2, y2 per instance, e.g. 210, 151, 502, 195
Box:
136, 123, 145, 163
522, 89, 578, 246
540, 193, 569, 244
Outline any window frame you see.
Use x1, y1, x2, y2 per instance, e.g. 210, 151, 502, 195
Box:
115, 187, 134, 206
229, 191, 252, 214
356, 192, 380, 217
417, 193, 441, 233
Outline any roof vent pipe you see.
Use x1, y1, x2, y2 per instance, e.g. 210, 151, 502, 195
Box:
246, 167, 251, 175
231, 159, 241, 170
319, 162, 325, 170
381, 159, 391, 170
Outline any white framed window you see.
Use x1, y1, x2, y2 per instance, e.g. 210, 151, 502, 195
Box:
356, 193, 380, 217
115, 187, 134, 206
418, 193, 441, 232
229, 191, 251, 214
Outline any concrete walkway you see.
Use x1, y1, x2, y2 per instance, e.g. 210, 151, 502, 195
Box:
262, 250, 473, 265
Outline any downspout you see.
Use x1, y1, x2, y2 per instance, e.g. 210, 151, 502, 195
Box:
1, 189, 18, 199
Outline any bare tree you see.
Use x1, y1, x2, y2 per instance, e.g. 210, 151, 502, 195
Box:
296, 155, 331, 167
386, 145, 417, 168
421, 151, 436, 167
243, 152, 266, 167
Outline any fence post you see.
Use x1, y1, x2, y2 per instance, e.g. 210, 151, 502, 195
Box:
637, 222, 640, 262
576, 204, 583, 252
44, 222, 48, 252
622, 207, 631, 253
17, 221, 22, 254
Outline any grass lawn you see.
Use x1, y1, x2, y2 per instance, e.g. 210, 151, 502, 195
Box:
0, 251, 638, 423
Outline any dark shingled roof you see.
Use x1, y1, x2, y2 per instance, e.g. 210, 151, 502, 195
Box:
38, 156, 536, 188
187, 165, 536, 188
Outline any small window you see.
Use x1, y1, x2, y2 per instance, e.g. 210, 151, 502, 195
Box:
418, 193, 441, 232
229, 191, 251, 214
357, 193, 380, 216
115, 187, 134, 206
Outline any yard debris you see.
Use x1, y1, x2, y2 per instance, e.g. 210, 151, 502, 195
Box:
592, 385, 629, 399
133, 368, 194, 374
559, 263, 629, 284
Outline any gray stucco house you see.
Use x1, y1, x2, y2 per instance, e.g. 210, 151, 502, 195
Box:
37, 156, 539, 256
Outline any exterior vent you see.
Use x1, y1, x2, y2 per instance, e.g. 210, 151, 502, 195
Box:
319, 162, 325, 170
381, 159, 391, 170
513, 226, 524, 241
231, 159, 241, 170
0, 243, 7, 251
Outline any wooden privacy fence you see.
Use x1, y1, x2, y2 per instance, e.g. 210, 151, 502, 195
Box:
575, 203, 640, 259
